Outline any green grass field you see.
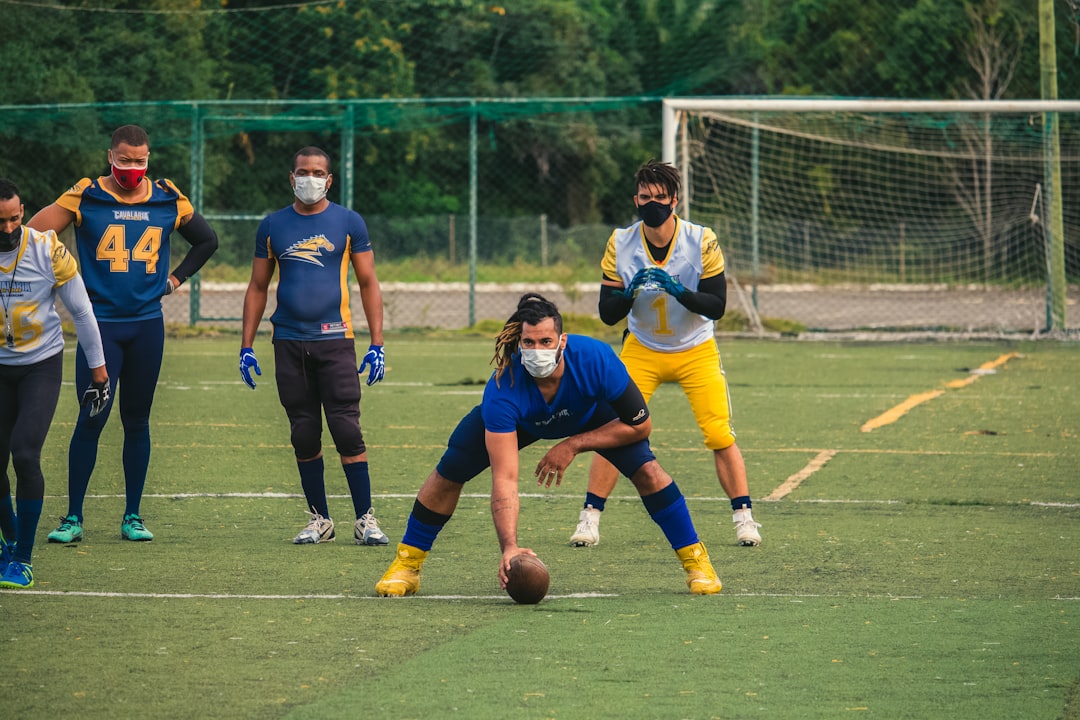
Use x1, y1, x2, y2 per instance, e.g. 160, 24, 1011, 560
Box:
1, 334, 1077, 719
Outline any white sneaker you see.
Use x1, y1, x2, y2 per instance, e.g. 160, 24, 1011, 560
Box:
355, 509, 390, 546
293, 512, 335, 544
569, 506, 601, 547
733, 506, 762, 546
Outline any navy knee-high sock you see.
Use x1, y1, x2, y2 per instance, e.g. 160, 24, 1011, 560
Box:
297, 457, 328, 518
343, 461, 372, 518
13, 498, 42, 564
584, 492, 607, 512
641, 482, 699, 550
400, 499, 452, 552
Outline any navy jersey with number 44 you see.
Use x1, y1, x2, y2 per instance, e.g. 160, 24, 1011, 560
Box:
254, 202, 372, 341
56, 176, 193, 321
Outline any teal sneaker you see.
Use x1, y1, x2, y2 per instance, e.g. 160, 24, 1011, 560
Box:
0, 560, 33, 589
121, 513, 154, 541
47, 515, 84, 543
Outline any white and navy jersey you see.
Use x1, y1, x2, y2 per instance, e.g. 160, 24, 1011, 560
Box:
0, 227, 77, 365
601, 215, 725, 353
56, 176, 193, 322
254, 203, 372, 342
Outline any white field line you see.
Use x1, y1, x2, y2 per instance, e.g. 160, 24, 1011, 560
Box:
0, 589, 617, 601
55, 491, 1080, 507
5, 588, 1074, 601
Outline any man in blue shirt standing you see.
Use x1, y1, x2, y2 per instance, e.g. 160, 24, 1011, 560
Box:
240, 146, 388, 547
375, 293, 721, 597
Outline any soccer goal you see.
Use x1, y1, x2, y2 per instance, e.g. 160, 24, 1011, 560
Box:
663, 98, 1080, 336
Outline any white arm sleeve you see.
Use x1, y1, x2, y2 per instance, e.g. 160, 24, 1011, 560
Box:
56, 274, 106, 369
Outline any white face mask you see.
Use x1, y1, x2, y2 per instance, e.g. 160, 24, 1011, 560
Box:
293, 175, 328, 205
520, 347, 561, 378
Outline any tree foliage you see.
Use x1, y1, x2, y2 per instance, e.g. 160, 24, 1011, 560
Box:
0, 0, 1074, 228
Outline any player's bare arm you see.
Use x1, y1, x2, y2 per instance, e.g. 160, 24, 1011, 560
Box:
536, 379, 650, 487
486, 429, 532, 585
351, 250, 384, 346
241, 257, 275, 347
26, 203, 76, 235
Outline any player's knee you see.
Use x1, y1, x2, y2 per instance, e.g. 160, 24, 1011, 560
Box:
703, 422, 736, 451
327, 420, 365, 457
290, 432, 322, 460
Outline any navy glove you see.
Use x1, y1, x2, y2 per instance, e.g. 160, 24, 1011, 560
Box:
359, 344, 385, 385
80, 379, 111, 418
617, 267, 654, 299
649, 268, 686, 299
239, 347, 261, 390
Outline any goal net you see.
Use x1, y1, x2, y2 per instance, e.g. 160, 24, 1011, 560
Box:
663, 99, 1080, 336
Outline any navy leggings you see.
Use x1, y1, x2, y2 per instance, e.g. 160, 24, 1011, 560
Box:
0, 351, 63, 501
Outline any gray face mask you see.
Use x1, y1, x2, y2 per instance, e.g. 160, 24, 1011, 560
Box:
0, 227, 21, 253
293, 176, 328, 205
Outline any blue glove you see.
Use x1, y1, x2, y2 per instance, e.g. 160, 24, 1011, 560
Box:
649, 268, 686, 299
617, 267, 654, 299
80, 379, 111, 418
239, 347, 261, 390
359, 344, 385, 385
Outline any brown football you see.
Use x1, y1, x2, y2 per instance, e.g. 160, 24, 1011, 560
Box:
505, 553, 550, 604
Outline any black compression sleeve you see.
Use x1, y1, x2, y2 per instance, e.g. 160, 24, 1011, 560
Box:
171, 213, 219, 285
677, 271, 727, 320
598, 282, 635, 325
609, 379, 650, 426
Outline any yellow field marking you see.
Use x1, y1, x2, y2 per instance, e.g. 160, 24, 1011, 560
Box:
943, 352, 1020, 389
860, 352, 1020, 432
860, 390, 945, 432
764, 449, 837, 501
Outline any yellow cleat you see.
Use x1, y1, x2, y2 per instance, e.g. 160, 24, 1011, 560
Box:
676, 541, 722, 595
375, 543, 428, 597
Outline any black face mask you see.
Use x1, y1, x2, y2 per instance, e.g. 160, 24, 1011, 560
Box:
0, 227, 21, 253
637, 200, 674, 228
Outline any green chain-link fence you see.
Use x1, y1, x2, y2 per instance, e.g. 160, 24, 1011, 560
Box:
1, 0, 1077, 333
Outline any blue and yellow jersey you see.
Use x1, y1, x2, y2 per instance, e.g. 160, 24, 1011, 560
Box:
602, 215, 725, 353
254, 203, 372, 341
56, 176, 193, 322
481, 335, 630, 440
0, 227, 78, 366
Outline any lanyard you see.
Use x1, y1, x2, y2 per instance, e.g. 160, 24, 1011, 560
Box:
1, 239, 23, 349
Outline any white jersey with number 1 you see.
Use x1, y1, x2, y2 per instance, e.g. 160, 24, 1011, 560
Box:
601, 216, 725, 353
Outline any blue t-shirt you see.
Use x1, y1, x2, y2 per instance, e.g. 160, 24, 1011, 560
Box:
481, 334, 630, 440
254, 203, 372, 341
56, 177, 193, 321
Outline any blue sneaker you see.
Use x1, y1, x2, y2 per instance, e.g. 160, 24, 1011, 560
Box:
47, 515, 84, 543
0, 542, 13, 575
121, 513, 154, 541
0, 560, 33, 589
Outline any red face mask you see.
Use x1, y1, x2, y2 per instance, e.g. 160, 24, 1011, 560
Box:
111, 164, 147, 190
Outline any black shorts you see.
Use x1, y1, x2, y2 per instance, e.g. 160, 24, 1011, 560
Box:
273, 338, 365, 458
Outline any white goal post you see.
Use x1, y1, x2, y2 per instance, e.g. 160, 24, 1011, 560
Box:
662, 98, 1080, 335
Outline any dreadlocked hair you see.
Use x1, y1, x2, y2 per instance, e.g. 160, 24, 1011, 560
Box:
491, 293, 563, 387
635, 159, 681, 198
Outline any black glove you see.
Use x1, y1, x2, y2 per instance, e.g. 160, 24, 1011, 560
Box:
80, 380, 111, 418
